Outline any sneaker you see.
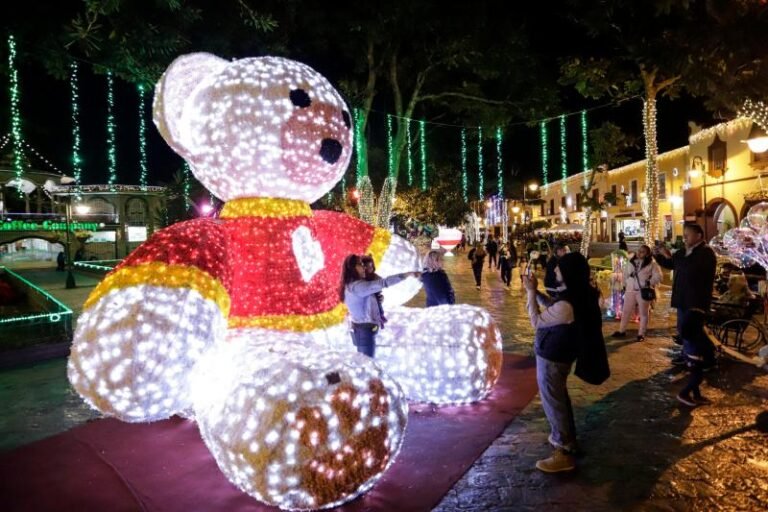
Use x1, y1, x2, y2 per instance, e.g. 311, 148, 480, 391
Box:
611, 331, 626, 338
693, 396, 712, 405
671, 354, 687, 366
476, 285, 481, 290
535, 448, 576, 473
637, 335, 645, 342
676, 393, 697, 407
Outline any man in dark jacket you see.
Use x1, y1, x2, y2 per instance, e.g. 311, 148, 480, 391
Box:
654, 223, 717, 365
544, 243, 568, 297
485, 235, 498, 269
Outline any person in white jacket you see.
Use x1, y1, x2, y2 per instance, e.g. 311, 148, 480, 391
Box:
612, 244, 663, 341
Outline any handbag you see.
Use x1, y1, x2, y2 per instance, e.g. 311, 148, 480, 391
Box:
633, 267, 656, 301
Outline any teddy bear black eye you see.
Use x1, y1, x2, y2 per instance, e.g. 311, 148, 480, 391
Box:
342, 110, 351, 129
289, 89, 312, 108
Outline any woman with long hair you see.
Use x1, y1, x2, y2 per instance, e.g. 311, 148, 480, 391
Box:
421, 250, 456, 306
524, 251, 602, 473
340, 254, 418, 357
612, 244, 663, 341
467, 242, 487, 289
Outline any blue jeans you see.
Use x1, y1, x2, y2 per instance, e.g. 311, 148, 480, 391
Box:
352, 323, 377, 357
536, 355, 577, 452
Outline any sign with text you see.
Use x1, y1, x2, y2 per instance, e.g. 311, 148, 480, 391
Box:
0, 220, 101, 232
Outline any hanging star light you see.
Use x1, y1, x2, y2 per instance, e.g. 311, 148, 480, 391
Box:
496, 127, 503, 196
461, 128, 468, 202
540, 121, 549, 186
419, 119, 427, 191
68, 54, 502, 510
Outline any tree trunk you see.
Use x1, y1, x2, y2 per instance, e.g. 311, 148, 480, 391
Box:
642, 94, 660, 246
580, 207, 593, 257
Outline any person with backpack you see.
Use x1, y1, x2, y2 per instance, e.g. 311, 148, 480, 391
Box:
485, 235, 499, 269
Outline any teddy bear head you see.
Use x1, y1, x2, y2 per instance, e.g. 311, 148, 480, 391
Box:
154, 53, 353, 203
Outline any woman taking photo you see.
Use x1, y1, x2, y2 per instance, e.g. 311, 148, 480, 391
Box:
340, 254, 419, 357
612, 244, 663, 341
524, 252, 603, 473
421, 250, 456, 306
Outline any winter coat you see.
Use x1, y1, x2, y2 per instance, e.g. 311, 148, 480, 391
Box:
421, 269, 456, 307
655, 243, 717, 310
623, 258, 663, 292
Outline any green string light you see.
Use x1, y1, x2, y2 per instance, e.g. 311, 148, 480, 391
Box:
406, 118, 413, 186
496, 127, 503, 196
7, 34, 24, 184
559, 115, 567, 194
69, 61, 82, 199
540, 121, 549, 186
461, 128, 468, 202
138, 84, 149, 190
183, 161, 191, 211
478, 126, 484, 199
106, 71, 117, 190
419, 119, 427, 191
354, 108, 367, 185
386, 113, 394, 178
581, 109, 589, 185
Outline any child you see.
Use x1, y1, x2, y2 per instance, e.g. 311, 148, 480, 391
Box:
676, 310, 713, 407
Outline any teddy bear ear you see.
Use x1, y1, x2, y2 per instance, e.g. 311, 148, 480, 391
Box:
153, 52, 228, 159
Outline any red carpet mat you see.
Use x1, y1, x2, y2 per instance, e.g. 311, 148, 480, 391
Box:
0, 353, 537, 512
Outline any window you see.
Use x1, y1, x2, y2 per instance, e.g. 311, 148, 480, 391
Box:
549, 199, 554, 215
592, 188, 599, 202
540, 203, 545, 216
575, 193, 581, 210
126, 198, 148, 226
659, 173, 666, 200
708, 135, 727, 178
630, 180, 638, 204
561, 196, 566, 208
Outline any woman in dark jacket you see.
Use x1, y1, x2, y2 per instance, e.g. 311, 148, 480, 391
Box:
524, 251, 603, 474
421, 250, 456, 306
467, 243, 486, 289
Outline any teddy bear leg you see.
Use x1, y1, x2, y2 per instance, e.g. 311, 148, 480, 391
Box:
67, 285, 228, 422
374, 305, 503, 404
191, 340, 408, 510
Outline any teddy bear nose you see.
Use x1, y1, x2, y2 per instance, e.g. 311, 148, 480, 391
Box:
319, 138, 343, 164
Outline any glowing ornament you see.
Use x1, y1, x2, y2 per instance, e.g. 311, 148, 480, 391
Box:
68, 53, 502, 510
435, 227, 463, 256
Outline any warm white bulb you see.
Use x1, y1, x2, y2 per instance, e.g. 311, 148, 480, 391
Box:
746, 136, 768, 154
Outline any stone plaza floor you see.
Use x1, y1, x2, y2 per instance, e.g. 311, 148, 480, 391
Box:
1, 257, 767, 510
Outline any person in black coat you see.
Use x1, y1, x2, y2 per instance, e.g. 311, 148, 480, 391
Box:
485, 236, 499, 269
421, 250, 456, 306
544, 243, 568, 297
618, 231, 628, 252
654, 223, 717, 365
468, 243, 486, 289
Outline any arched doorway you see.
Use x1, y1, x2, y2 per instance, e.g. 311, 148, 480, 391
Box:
0, 237, 65, 268
705, 198, 738, 240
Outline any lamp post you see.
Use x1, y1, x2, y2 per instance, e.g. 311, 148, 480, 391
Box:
689, 156, 707, 239
523, 181, 539, 233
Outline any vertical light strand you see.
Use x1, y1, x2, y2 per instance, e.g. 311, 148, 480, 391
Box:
496, 127, 503, 196
419, 119, 427, 191
137, 84, 149, 190
559, 115, 567, 195
540, 121, 549, 186
643, 99, 659, 245
182, 162, 192, 213
8, 34, 24, 184
581, 110, 589, 186
386, 113, 394, 178
477, 126, 484, 199
70, 61, 82, 199
106, 71, 117, 190
406, 118, 413, 186
354, 108, 366, 185
461, 128, 468, 202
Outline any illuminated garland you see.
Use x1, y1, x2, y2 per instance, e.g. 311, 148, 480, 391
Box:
559, 115, 567, 194
540, 121, 548, 186
8, 34, 24, 184
70, 61, 82, 199
138, 84, 149, 190
461, 128, 468, 202
642, 99, 659, 245
106, 71, 117, 190
419, 120, 427, 191
386, 114, 394, 178
495, 127, 503, 196
354, 108, 367, 185
581, 110, 589, 185
183, 162, 192, 211
406, 118, 413, 186
740, 100, 768, 131
477, 126, 484, 198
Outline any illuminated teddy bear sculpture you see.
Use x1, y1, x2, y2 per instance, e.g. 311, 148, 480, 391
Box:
68, 53, 502, 510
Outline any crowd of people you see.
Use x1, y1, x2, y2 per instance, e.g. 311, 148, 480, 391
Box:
338, 222, 760, 474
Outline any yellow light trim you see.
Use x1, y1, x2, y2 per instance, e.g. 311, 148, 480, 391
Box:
367, 228, 392, 268
220, 198, 312, 218
84, 262, 231, 315
228, 302, 347, 331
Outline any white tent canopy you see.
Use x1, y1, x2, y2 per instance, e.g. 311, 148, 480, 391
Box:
538, 223, 584, 233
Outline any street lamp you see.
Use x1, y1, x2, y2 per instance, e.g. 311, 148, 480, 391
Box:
522, 181, 539, 233
743, 123, 768, 154
58, 176, 90, 289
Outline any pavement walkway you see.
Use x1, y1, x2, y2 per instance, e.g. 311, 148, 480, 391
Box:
1, 256, 767, 510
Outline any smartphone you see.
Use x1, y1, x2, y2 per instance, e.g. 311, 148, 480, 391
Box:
524, 263, 533, 277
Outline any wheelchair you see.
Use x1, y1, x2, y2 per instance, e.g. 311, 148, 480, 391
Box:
706, 296, 767, 355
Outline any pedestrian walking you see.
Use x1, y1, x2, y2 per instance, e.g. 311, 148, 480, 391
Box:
468, 243, 487, 289
486, 235, 498, 269
340, 254, 418, 357
421, 250, 456, 306
612, 244, 663, 341
618, 231, 628, 252
498, 243, 515, 288
524, 252, 606, 473
543, 242, 568, 298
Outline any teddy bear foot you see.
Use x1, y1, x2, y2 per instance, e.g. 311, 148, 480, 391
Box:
191, 341, 408, 510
